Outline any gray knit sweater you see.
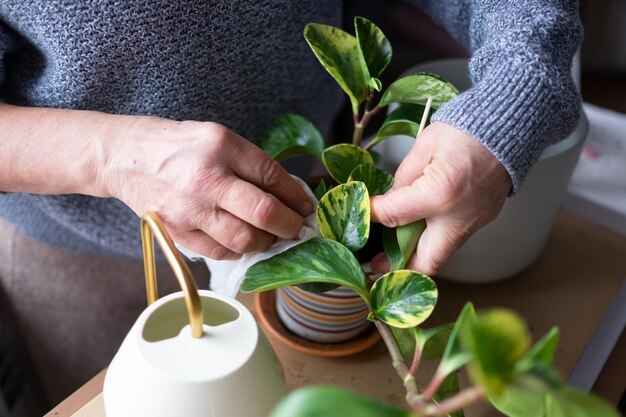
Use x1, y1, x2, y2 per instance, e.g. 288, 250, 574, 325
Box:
0, 0, 582, 258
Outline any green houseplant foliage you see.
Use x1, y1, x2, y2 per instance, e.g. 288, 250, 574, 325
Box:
240, 16, 619, 417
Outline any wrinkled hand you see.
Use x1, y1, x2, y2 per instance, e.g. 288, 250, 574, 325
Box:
370, 121, 512, 276
105, 117, 313, 260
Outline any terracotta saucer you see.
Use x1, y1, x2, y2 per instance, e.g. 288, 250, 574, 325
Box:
254, 290, 381, 357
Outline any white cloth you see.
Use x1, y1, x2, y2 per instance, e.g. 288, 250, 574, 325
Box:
177, 176, 320, 297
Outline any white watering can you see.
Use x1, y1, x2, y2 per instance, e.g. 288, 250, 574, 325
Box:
103, 212, 286, 417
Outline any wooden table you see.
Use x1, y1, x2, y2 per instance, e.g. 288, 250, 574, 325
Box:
45, 210, 626, 417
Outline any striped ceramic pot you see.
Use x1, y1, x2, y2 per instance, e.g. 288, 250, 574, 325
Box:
275, 285, 370, 343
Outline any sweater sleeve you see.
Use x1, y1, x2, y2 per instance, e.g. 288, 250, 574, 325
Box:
0, 20, 18, 96
409, 0, 583, 192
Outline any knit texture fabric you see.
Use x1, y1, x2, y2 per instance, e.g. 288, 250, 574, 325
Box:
0, 0, 582, 258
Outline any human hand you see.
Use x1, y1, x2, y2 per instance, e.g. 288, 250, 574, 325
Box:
105, 117, 313, 260
370, 121, 512, 276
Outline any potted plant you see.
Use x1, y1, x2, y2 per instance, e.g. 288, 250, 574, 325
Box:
250, 16, 457, 346
239, 17, 619, 417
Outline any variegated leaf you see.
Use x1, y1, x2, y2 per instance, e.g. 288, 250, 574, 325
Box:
322, 143, 374, 184
348, 163, 393, 195
258, 114, 325, 161
241, 237, 368, 300
316, 181, 370, 252
379, 72, 459, 109
354, 16, 392, 80
369, 270, 437, 328
304, 23, 368, 114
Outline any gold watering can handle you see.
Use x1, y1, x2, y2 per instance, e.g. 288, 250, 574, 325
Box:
141, 212, 204, 338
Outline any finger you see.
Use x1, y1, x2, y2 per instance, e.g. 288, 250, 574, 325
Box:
405, 218, 470, 276
173, 229, 240, 260
370, 175, 441, 227
228, 138, 314, 216
218, 177, 304, 240
392, 124, 439, 189
370, 252, 390, 274
196, 209, 275, 255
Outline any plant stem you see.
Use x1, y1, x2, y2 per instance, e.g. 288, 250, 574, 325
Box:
416, 96, 433, 137
352, 90, 381, 147
422, 370, 446, 402
409, 345, 422, 376
425, 386, 485, 416
373, 320, 419, 396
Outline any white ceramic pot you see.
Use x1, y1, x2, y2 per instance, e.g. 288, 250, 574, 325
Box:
104, 290, 286, 417
381, 58, 588, 282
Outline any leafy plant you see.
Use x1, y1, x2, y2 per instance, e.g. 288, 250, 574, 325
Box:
241, 17, 619, 417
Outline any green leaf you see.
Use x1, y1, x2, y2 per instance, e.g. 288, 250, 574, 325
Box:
420, 323, 454, 360
368, 103, 426, 149
369, 149, 382, 165
348, 163, 394, 195
392, 323, 454, 364
241, 237, 369, 300
258, 114, 325, 161
398, 220, 425, 267
461, 309, 531, 397
517, 327, 560, 371
313, 179, 328, 201
322, 143, 374, 184
379, 72, 459, 109
304, 23, 369, 114
437, 302, 476, 377
354, 16, 392, 80
269, 386, 412, 417
369, 270, 437, 328
547, 388, 620, 417
434, 372, 464, 417
382, 226, 404, 273
490, 381, 547, 417
316, 182, 370, 252
382, 221, 426, 271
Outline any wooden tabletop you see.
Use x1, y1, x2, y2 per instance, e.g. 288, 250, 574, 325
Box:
45, 210, 626, 417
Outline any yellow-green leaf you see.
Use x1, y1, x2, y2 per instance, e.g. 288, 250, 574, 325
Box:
461, 309, 531, 397
304, 23, 368, 114
369, 103, 426, 149
354, 16, 392, 80
379, 72, 459, 108
316, 182, 370, 252
348, 163, 393, 195
370, 270, 437, 328
322, 143, 374, 184
241, 237, 368, 300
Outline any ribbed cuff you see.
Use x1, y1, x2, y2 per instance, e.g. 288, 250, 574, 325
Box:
432, 59, 579, 193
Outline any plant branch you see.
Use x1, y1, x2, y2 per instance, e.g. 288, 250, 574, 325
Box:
425, 386, 485, 416
422, 370, 446, 402
373, 320, 419, 396
352, 90, 381, 147
409, 345, 422, 376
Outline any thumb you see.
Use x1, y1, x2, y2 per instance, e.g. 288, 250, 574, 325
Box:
370, 175, 439, 227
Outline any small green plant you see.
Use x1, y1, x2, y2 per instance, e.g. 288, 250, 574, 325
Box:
240, 17, 619, 417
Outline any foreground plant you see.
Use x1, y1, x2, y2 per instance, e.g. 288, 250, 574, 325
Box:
241, 17, 618, 417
